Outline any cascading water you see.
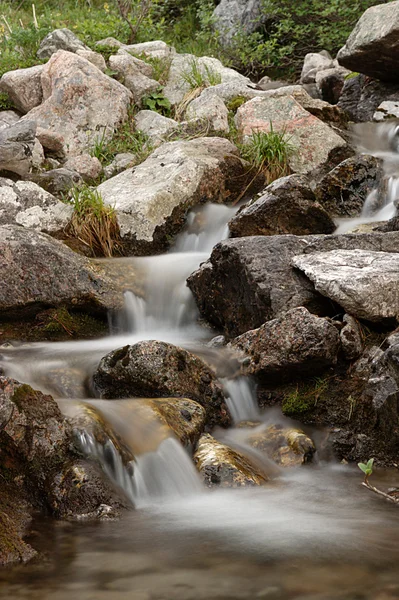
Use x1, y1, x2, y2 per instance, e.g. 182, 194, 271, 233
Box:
335, 121, 399, 234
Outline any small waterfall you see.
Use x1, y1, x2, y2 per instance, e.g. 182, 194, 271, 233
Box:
335, 121, 399, 234
222, 377, 260, 424
72, 400, 203, 507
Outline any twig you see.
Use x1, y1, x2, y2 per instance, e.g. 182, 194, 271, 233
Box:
2, 15, 12, 34
362, 480, 399, 505
32, 3, 38, 29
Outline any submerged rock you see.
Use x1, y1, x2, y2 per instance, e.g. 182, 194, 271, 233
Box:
97, 137, 247, 254
22, 50, 131, 157
231, 307, 341, 382
92, 341, 231, 428
0, 224, 120, 318
293, 250, 399, 323
229, 174, 335, 237
246, 424, 316, 467
194, 433, 267, 487
337, 1, 399, 82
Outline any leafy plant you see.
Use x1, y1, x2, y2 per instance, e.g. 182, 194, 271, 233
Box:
181, 58, 222, 90
240, 125, 295, 184
358, 458, 374, 482
67, 185, 120, 257
0, 91, 13, 110
142, 88, 171, 116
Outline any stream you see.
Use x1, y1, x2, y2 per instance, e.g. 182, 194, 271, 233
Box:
1, 187, 399, 598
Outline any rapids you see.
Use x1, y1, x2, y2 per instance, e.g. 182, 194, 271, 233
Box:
2, 201, 399, 600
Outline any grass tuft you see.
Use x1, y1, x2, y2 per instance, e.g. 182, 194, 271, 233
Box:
67, 185, 120, 257
240, 126, 295, 184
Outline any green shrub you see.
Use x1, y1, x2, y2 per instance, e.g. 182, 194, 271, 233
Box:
0, 91, 13, 110
142, 88, 171, 116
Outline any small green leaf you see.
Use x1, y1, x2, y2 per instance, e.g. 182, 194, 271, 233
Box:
358, 462, 368, 474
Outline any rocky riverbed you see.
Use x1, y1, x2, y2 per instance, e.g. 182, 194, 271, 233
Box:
2, 2, 399, 596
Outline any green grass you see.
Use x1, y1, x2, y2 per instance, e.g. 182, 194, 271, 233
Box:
240, 126, 295, 184
181, 58, 222, 90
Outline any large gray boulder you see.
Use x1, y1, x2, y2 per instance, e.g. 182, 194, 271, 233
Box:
337, 1, 399, 82
92, 341, 231, 428
108, 50, 159, 104
0, 65, 43, 114
229, 174, 335, 237
97, 137, 247, 254
0, 120, 37, 177
185, 93, 229, 133
37, 28, 89, 59
0, 110, 20, 131
187, 232, 399, 337
0, 179, 72, 235
231, 307, 341, 382
293, 250, 399, 323
235, 95, 350, 175
134, 110, 178, 145
22, 50, 131, 157
0, 225, 120, 318
212, 0, 262, 41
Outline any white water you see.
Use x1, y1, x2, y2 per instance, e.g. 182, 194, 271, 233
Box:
335, 121, 399, 234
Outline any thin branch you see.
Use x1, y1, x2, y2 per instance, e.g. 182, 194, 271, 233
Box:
362, 480, 399, 505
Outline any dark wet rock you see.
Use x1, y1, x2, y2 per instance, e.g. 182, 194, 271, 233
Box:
313, 154, 383, 217
0, 120, 37, 177
340, 314, 364, 361
315, 67, 347, 105
293, 250, 399, 323
0, 483, 36, 566
338, 74, 399, 122
337, 2, 399, 82
229, 174, 335, 237
0, 377, 126, 521
188, 232, 399, 337
0, 224, 121, 319
194, 433, 268, 487
92, 341, 231, 428
246, 424, 316, 467
231, 307, 340, 382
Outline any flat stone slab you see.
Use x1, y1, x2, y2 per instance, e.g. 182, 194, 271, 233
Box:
293, 249, 399, 322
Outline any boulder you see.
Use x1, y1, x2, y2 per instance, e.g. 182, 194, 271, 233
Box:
340, 314, 364, 361
103, 152, 136, 179
32, 167, 82, 194
193, 433, 267, 487
338, 73, 399, 122
0, 65, 43, 114
300, 51, 334, 85
337, 1, 399, 82
0, 224, 120, 318
163, 53, 250, 106
213, 0, 263, 40
235, 95, 350, 175
293, 250, 399, 323
37, 28, 89, 59
75, 48, 107, 72
22, 50, 131, 157
134, 110, 178, 144
0, 120, 36, 177
313, 155, 383, 217
36, 127, 66, 157
63, 153, 102, 182
0, 377, 125, 520
315, 67, 349, 105
185, 93, 229, 133
188, 232, 399, 337
92, 341, 231, 428
97, 137, 247, 254
0, 484, 36, 566
0, 179, 72, 235
373, 100, 399, 122
0, 110, 20, 131
122, 40, 175, 60
231, 307, 340, 382
229, 174, 335, 237
245, 424, 316, 467
108, 50, 159, 103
